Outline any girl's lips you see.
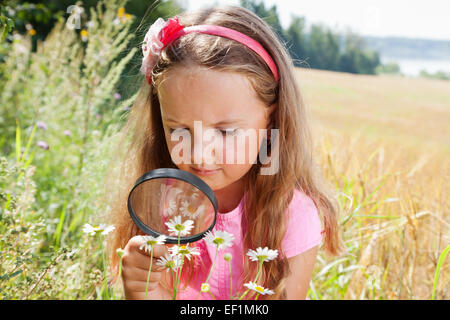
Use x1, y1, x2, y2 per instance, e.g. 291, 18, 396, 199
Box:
191, 167, 220, 176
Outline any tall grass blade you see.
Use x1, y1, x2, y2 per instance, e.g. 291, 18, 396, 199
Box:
431, 245, 450, 300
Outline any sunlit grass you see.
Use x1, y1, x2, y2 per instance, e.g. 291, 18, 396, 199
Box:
300, 68, 449, 299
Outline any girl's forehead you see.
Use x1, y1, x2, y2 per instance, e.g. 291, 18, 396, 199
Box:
158, 66, 266, 124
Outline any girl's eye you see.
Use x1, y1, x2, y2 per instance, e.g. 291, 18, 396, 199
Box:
218, 128, 238, 136
168, 127, 189, 134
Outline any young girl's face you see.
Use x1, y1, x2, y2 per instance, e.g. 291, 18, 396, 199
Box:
157, 65, 275, 191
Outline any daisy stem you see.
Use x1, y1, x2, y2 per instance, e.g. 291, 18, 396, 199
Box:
115, 254, 124, 299
239, 260, 264, 300
238, 289, 250, 300
145, 246, 154, 300
171, 268, 177, 300
254, 259, 264, 283
195, 245, 219, 300
205, 245, 219, 284
227, 259, 233, 299
174, 255, 185, 300
255, 293, 259, 300
118, 255, 123, 280
100, 241, 109, 298
208, 290, 216, 300
172, 231, 182, 300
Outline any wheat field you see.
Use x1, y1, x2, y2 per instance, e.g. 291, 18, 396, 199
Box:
297, 68, 449, 299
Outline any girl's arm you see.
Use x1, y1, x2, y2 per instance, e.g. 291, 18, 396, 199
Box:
284, 245, 319, 299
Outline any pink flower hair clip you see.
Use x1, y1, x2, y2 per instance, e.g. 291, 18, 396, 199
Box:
140, 16, 184, 85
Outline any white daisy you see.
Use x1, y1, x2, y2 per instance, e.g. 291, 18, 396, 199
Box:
165, 215, 194, 236
82, 223, 115, 236
243, 281, 274, 295
204, 230, 235, 250
169, 244, 200, 261
155, 253, 182, 272
180, 200, 205, 219
246, 247, 278, 262
139, 235, 167, 253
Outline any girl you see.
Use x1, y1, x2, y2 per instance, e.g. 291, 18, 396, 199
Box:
106, 5, 343, 300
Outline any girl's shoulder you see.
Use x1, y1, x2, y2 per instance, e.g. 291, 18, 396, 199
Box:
288, 188, 318, 213
282, 188, 323, 258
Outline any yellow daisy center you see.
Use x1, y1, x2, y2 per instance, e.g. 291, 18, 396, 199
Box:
175, 224, 185, 231
255, 286, 265, 293
187, 205, 197, 214
178, 245, 190, 255
258, 255, 268, 261
213, 238, 225, 246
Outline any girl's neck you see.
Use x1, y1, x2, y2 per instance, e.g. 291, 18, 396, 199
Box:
214, 177, 246, 214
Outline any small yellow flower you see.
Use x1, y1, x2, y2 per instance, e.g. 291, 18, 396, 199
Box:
80, 29, 88, 42
117, 7, 126, 18
125, 13, 131, 20
201, 283, 210, 293
28, 29, 36, 36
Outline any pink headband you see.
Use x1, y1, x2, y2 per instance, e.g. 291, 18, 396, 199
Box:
140, 16, 279, 85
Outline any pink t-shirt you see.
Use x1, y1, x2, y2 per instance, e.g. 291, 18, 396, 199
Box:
177, 188, 323, 300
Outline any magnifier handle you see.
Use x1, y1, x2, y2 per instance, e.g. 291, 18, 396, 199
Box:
121, 236, 171, 300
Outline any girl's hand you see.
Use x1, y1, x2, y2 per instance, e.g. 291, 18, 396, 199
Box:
121, 235, 171, 300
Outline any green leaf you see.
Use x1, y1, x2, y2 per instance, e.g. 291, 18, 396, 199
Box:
54, 203, 68, 249
431, 244, 450, 300
22, 124, 37, 164
0, 269, 23, 281
15, 122, 21, 163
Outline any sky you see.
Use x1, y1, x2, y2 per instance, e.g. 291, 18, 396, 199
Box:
183, 0, 450, 41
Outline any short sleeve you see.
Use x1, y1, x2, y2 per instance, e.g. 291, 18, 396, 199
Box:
282, 189, 323, 259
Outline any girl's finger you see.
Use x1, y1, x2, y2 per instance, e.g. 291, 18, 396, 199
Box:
121, 265, 163, 282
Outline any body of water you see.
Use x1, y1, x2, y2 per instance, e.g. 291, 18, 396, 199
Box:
381, 57, 450, 76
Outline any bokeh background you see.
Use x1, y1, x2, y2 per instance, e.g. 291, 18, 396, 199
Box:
0, 0, 448, 299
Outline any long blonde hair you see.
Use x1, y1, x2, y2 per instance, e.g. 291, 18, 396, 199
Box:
106, 5, 343, 299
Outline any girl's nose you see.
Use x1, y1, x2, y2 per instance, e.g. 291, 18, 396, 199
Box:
192, 129, 218, 166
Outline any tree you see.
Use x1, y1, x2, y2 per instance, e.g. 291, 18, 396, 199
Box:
307, 24, 340, 71
339, 32, 380, 74
240, 0, 287, 44
285, 15, 307, 67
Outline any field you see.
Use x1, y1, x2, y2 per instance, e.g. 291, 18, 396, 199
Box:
297, 68, 449, 299
0, 1, 448, 300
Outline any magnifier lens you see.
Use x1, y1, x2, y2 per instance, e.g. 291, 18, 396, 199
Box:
128, 176, 216, 242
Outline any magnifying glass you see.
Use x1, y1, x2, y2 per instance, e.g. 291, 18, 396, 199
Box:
127, 168, 218, 244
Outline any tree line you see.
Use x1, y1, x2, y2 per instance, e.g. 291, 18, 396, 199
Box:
240, 0, 381, 75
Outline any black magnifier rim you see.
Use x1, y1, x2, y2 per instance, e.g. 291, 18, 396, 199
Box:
127, 168, 218, 244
